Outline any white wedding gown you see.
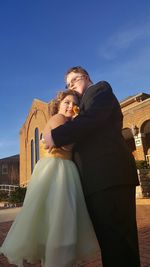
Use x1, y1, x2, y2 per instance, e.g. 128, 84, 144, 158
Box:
0, 143, 99, 267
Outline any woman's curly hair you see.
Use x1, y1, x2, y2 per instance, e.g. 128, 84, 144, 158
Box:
48, 89, 80, 116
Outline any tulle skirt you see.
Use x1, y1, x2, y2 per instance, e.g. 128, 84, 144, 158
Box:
0, 157, 99, 267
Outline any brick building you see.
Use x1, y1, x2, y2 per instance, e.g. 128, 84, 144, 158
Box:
121, 93, 150, 163
20, 99, 50, 186
20, 93, 150, 186
0, 154, 19, 185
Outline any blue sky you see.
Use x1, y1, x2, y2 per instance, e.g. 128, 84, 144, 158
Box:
0, 0, 150, 159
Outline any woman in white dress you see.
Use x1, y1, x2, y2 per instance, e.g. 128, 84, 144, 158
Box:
0, 90, 99, 267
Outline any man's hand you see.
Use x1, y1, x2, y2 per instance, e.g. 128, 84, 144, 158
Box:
42, 131, 55, 151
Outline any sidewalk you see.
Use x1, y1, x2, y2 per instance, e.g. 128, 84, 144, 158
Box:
0, 207, 21, 223
0, 199, 150, 267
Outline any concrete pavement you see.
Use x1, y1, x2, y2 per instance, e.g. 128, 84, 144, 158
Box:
0, 207, 21, 223
0, 199, 150, 267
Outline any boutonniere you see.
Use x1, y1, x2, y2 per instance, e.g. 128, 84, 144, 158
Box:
73, 105, 80, 117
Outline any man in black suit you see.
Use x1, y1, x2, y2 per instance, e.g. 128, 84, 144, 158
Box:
43, 66, 140, 267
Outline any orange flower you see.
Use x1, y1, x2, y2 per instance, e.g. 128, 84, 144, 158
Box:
73, 105, 80, 115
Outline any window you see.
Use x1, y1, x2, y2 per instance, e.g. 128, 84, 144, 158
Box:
35, 128, 39, 163
2, 164, 8, 175
40, 133, 43, 140
31, 139, 34, 173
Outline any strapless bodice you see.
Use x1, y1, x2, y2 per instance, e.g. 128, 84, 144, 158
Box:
40, 141, 72, 160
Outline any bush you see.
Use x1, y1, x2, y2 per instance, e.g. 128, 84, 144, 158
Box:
9, 187, 27, 204
135, 160, 148, 169
0, 191, 9, 201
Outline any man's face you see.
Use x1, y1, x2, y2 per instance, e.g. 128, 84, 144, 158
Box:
66, 72, 90, 96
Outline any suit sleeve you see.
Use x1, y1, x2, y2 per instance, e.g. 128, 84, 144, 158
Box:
52, 81, 117, 147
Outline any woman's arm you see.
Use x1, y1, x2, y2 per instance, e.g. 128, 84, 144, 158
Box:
43, 114, 68, 136
42, 114, 69, 150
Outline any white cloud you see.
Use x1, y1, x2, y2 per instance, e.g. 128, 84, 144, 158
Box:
93, 44, 150, 101
99, 21, 150, 60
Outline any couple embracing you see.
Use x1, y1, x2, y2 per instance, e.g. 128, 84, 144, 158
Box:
0, 66, 140, 267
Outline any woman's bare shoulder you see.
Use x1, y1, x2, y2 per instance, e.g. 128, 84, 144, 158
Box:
50, 114, 68, 129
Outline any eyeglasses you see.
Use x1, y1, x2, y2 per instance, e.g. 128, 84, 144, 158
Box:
66, 75, 85, 89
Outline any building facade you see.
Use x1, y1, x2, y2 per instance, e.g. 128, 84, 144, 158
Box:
0, 154, 19, 185
19, 93, 150, 186
121, 93, 150, 163
20, 99, 50, 186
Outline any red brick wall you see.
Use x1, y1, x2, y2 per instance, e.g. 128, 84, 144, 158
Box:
20, 99, 49, 186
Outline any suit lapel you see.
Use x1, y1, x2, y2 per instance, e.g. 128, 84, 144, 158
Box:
79, 84, 93, 110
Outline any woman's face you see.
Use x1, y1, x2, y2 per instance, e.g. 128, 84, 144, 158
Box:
58, 94, 78, 118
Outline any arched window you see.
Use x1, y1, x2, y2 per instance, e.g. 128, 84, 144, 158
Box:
35, 128, 40, 163
40, 133, 43, 140
31, 139, 34, 173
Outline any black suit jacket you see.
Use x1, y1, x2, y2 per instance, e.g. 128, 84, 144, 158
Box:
52, 81, 139, 196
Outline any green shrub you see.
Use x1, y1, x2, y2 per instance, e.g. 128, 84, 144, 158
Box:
135, 160, 148, 169
0, 191, 9, 201
9, 187, 27, 204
